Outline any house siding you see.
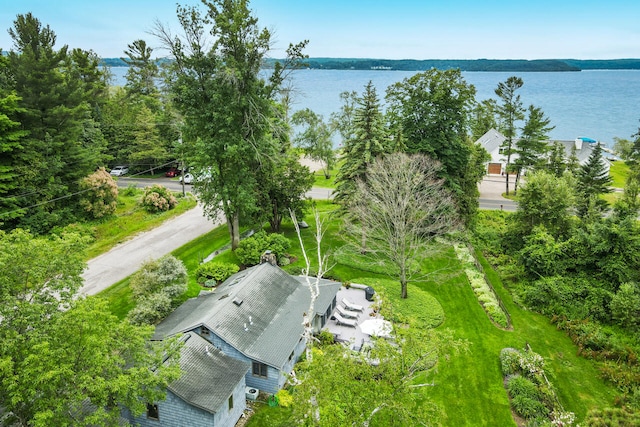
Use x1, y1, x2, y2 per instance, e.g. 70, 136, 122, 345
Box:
125, 381, 246, 427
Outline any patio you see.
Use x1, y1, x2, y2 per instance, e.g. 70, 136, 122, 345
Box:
323, 285, 390, 351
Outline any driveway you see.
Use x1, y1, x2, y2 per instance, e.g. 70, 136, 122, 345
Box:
82, 174, 516, 295
79, 203, 222, 296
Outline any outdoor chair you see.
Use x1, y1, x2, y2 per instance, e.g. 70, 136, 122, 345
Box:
342, 298, 364, 312
336, 304, 359, 319
334, 313, 358, 328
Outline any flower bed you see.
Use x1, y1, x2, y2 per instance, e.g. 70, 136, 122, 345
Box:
500, 347, 576, 426
453, 242, 509, 328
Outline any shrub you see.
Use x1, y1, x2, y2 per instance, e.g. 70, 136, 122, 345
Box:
195, 261, 240, 285
79, 167, 119, 219
235, 230, 291, 266
507, 375, 540, 401
130, 255, 188, 300
275, 389, 294, 408
500, 348, 521, 376
141, 184, 177, 213
511, 394, 549, 420
454, 242, 509, 328
127, 292, 173, 325
316, 330, 335, 346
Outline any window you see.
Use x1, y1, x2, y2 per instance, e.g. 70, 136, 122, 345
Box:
228, 395, 234, 410
200, 326, 209, 337
146, 403, 159, 420
289, 351, 295, 361
252, 362, 268, 378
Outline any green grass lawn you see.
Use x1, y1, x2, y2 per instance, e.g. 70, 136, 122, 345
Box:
609, 160, 629, 189
94, 198, 617, 425
84, 190, 197, 259
245, 203, 617, 426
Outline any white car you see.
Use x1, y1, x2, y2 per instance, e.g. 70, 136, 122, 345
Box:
110, 165, 129, 176
179, 173, 194, 184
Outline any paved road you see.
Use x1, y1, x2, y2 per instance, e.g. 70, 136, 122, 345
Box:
81, 175, 516, 295
80, 203, 221, 295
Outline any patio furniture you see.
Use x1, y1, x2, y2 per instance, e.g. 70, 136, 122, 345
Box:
359, 318, 393, 338
336, 305, 359, 319
342, 298, 364, 312
334, 313, 358, 327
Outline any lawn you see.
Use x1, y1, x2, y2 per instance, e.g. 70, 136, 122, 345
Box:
609, 159, 629, 189
84, 188, 197, 259
243, 203, 617, 426
94, 195, 618, 425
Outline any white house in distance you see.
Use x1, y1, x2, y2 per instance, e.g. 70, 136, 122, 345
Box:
476, 128, 612, 175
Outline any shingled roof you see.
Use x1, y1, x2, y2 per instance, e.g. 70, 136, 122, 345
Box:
153, 263, 341, 369
169, 332, 249, 414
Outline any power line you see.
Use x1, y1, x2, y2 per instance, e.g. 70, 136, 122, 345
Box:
0, 159, 181, 219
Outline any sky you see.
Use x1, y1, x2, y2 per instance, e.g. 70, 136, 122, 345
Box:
1, 0, 638, 60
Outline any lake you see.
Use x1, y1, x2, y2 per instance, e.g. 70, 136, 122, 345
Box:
108, 67, 640, 146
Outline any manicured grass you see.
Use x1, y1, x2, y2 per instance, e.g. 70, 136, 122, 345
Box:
312, 168, 338, 188
609, 160, 629, 189
99, 224, 240, 319
84, 190, 197, 259
246, 203, 618, 426
95, 198, 617, 424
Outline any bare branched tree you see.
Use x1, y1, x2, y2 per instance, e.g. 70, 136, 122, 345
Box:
345, 152, 460, 299
290, 208, 332, 363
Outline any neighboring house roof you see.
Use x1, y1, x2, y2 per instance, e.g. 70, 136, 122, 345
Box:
475, 128, 611, 171
154, 263, 341, 370
169, 332, 249, 415
477, 128, 506, 155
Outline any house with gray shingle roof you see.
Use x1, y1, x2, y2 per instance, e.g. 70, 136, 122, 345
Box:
476, 128, 611, 175
124, 332, 249, 427
153, 262, 341, 394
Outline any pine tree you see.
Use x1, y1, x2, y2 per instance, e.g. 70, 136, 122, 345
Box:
576, 142, 612, 218
334, 81, 389, 206
495, 76, 525, 195
513, 104, 554, 193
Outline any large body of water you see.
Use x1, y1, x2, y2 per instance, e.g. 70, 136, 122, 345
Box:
109, 67, 640, 145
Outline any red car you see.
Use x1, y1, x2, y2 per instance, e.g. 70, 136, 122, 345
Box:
165, 167, 181, 177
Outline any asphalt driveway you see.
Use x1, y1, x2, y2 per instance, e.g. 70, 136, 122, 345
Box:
81, 175, 515, 295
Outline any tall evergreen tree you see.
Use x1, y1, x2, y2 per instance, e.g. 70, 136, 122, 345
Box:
576, 142, 612, 218
513, 104, 554, 193
0, 89, 28, 224
546, 141, 567, 177
495, 76, 525, 195
4, 13, 108, 232
122, 39, 159, 98
333, 81, 389, 206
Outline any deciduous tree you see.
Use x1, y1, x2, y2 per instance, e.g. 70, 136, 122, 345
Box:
345, 153, 459, 299
154, 0, 306, 249
291, 108, 336, 179
0, 229, 180, 426
385, 68, 479, 224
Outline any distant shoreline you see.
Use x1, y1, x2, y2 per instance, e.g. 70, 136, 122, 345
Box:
100, 57, 640, 72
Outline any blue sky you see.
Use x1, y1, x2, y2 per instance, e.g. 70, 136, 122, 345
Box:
1, 0, 638, 59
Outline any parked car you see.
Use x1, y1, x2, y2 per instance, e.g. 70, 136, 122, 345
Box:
165, 167, 181, 177
179, 173, 194, 184
110, 165, 129, 176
